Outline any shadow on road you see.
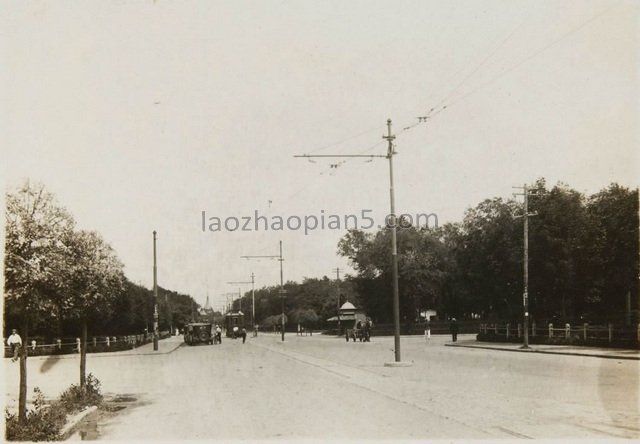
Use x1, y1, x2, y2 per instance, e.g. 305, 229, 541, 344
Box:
39, 354, 63, 373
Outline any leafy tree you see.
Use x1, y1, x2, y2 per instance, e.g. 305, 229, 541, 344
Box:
338, 226, 455, 323
585, 184, 639, 321
289, 308, 319, 327
61, 230, 125, 388
5, 182, 75, 422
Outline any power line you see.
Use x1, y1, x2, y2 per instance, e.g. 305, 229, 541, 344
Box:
445, 1, 624, 109
394, 1, 622, 140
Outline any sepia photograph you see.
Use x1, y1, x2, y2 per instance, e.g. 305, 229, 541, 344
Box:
2, 1, 639, 442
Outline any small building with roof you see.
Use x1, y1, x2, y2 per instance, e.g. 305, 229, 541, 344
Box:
326, 301, 367, 330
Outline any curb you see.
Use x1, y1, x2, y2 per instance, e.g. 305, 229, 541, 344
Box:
444, 343, 640, 361
11, 342, 185, 362
60, 405, 98, 439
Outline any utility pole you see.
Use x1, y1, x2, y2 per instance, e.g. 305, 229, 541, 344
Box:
228, 275, 256, 328
279, 241, 285, 341
294, 118, 407, 365
251, 272, 255, 334
384, 119, 402, 363
241, 241, 286, 341
153, 230, 159, 351
222, 292, 236, 312
333, 267, 341, 336
513, 184, 538, 349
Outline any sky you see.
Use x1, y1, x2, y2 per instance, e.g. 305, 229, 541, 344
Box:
2, 0, 638, 312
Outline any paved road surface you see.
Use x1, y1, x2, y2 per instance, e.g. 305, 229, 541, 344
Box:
4, 334, 638, 440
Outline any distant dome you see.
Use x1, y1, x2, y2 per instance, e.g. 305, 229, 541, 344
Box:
340, 301, 356, 310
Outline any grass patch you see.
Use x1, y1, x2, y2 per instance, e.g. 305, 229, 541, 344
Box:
5, 374, 103, 441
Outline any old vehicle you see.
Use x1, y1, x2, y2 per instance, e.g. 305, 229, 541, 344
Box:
224, 311, 245, 338
183, 322, 214, 345
346, 318, 372, 342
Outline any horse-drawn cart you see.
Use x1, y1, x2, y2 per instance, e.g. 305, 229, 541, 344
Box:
345, 319, 372, 342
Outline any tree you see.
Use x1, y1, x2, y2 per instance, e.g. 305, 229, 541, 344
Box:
585, 184, 639, 321
5, 181, 75, 422
61, 230, 125, 388
338, 226, 455, 323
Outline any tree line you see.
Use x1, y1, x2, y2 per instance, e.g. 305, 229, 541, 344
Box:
337, 179, 638, 325
4, 181, 200, 421
231, 180, 638, 329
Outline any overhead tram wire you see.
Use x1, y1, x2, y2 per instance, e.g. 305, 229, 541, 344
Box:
430, 15, 529, 117
280, 4, 624, 209
306, 124, 386, 155
415, 1, 625, 125
392, 13, 531, 139
390, 1, 624, 143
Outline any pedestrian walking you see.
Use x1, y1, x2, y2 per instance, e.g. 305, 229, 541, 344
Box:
7, 329, 22, 361
450, 318, 458, 342
241, 328, 247, 344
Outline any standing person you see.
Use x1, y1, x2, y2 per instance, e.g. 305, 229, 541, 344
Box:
241, 328, 247, 344
215, 325, 222, 344
450, 318, 458, 342
425, 318, 431, 341
7, 329, 22, 362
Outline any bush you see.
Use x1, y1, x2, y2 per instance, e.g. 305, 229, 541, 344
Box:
59, 374, 103, 413
5, 388, 66, 441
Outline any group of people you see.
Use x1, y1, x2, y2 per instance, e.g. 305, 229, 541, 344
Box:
423, 318, 459, 342
354, 318, 373, 342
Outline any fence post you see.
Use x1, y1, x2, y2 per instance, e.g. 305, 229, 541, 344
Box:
637, 323, 640, 343
506, 323, 510, 339
76, 338, 81, 353
56, 339, 62, 350
106, 336, 110, 347
531, 321, 536, 337
548, 323, 553, 338
565, 323, 570, 339
31, 340, 36, 351
517, 323, 521, 338
608, 324, 613, 343
583, 323, 588, 341
93, 337, 97, 347
494, 324, 498, 335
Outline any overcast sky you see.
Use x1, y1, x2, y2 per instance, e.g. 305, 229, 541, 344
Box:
3, 0, 638, 311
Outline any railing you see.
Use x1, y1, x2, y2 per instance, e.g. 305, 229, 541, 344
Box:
478, 322, 640, 346
3, 332, 164, 358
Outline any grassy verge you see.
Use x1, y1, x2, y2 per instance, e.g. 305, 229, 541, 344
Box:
5, 374, 103, 441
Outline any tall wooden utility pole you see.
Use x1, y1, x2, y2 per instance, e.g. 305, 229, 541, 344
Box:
294, 118, 408, 365
153, 230, 159, 351
513, 184, 538, 349
333, 267, 341, 336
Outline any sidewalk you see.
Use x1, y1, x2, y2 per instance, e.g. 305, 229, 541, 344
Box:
445, 339, 640, 360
